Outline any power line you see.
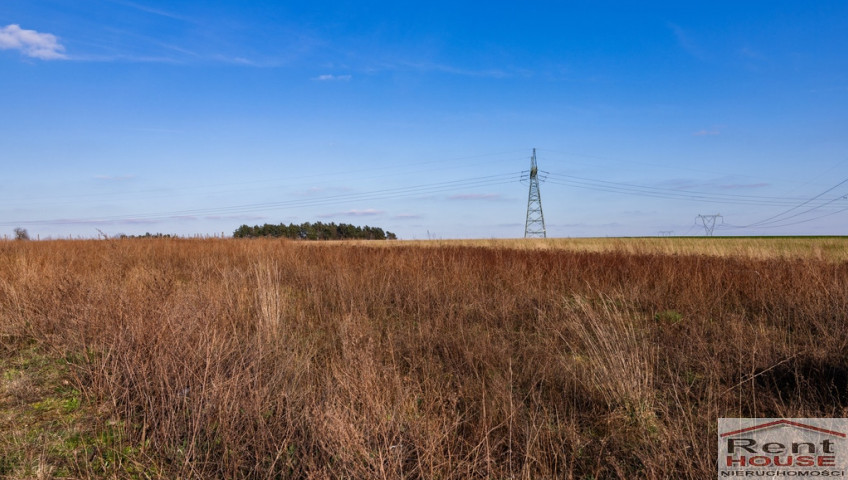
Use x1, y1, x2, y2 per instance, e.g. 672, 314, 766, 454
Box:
544, 173, 830, 207
536, 148, 833, 190
725, 175, 848, 229
536, 148, 767, 179
0, 150, 529, 206
5, 147, 846, 235
543, 170, 847, 233
721, 203, 848, 230
0, 171, 522, 227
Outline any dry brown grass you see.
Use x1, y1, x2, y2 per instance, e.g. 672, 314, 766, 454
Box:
1, 237, 847, 478
387, 236, 848, 262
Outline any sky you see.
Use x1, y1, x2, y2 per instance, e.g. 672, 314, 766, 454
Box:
1, 1, 847, 239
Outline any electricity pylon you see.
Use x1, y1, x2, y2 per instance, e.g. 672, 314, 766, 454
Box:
696, 214, 723, 236
524, 148, 546, 238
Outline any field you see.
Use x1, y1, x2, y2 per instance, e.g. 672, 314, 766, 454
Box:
1, 237, 847, 478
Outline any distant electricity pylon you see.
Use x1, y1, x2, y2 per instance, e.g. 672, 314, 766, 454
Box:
523, 148, 547, 238
696, 214, 723, 236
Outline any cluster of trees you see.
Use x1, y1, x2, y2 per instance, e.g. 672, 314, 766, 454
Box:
233, 222, 397, 240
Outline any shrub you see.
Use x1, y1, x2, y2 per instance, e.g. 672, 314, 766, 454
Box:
12, 227, 29, 241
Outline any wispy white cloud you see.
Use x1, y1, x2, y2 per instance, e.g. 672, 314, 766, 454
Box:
447, 193, 504, 201
718, 182, 769, 190
0, 24, 66, 60
314, 74, 352, 81
654, 178, 713, 190
809, 86, 848, 94
668, 23, 705, 60
550, 222, 624, 228
401, 61, 514, 78
58, 214, 266, 227
67, 53, 185, 64
41, 213, 243, 226
364, 58, 530, 79
204, 215, 267, 221
208, 54, 276, 67
654, 176, 769, 192
738, 46, 764, 60
319, 209, 384, 218
124, 127, 184, 134
229, 57, 256, 66
299, 186, 354, 196
106, 0, 192, 22
393, 213, 422, 219
50, 218, 161, 226
622, 210, 657, 216
94, 174, 137, 181
342, 209, 384, 216
693, 129, 720, 136
71, 52, 269, 67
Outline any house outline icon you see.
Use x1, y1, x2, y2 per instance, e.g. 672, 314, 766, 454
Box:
720, 419, 847, 439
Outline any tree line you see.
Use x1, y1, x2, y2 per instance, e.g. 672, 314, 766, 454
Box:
233, 222, 397, 240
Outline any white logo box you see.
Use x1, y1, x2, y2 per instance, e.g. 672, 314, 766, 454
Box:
718, 418, 848, 478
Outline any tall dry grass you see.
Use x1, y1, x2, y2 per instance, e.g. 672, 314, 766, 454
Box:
392, 236, 848, 262
1, 238, 847, 478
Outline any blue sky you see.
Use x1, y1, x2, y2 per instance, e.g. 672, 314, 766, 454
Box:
1, 1, 847, 239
